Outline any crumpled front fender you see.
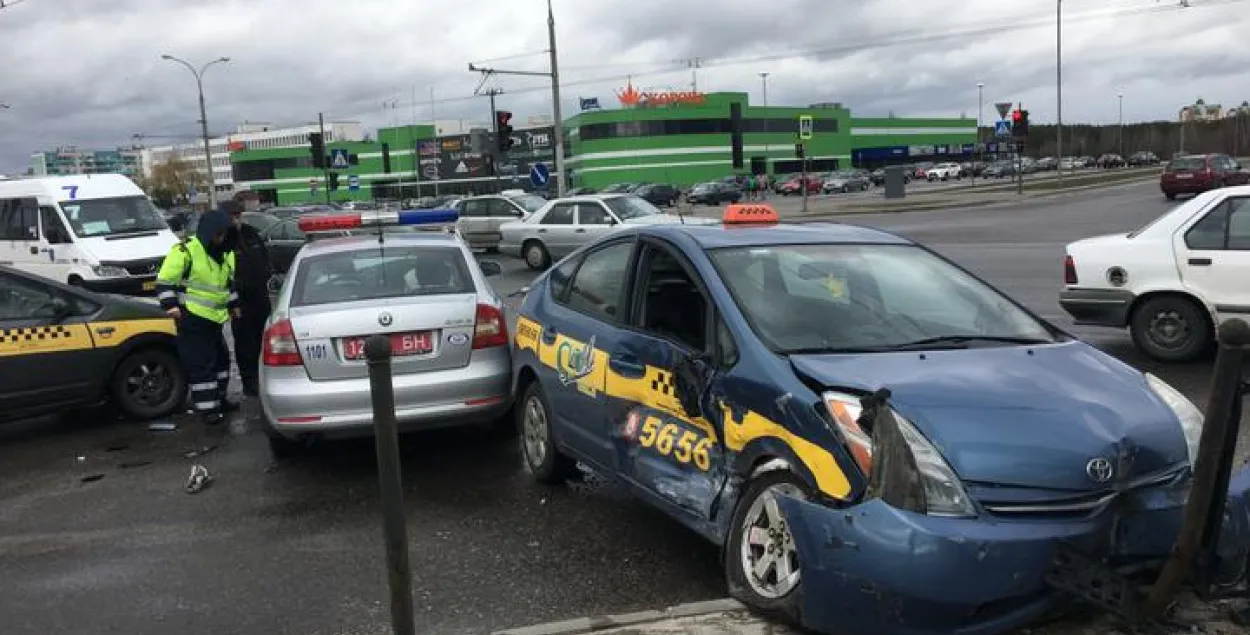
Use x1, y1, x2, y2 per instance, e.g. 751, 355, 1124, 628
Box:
775, 466, 1250, 635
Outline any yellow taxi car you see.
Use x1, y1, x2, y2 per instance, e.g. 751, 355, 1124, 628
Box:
1, 265, 185, 422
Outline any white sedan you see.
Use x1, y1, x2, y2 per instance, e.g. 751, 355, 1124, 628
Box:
1059, 185, 1250, 361
498, 194, 713, 270
925, 162, 963, 181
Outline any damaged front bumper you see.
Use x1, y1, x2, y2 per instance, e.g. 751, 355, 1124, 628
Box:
776, 467, 1250, 635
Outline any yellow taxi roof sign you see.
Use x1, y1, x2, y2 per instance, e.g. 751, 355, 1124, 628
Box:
723, 203, 779, 225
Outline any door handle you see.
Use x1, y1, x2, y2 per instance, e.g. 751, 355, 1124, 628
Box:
94, 326, 115, 336
574, 228, 586, 233
1188, 258, 1212, 266
29, 246, 39, 255
609, 354, 645, 376
537, 228, 547, 234
541, 326, 558, 343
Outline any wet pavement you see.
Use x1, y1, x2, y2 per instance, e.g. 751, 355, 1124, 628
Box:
2, 182, 1245, 635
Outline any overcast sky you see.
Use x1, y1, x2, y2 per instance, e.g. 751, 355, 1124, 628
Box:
1, 0, 1247, 174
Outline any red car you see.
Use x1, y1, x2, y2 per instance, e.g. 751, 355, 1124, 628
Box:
1160, 153, 1248, 200
780, 176, 822, 195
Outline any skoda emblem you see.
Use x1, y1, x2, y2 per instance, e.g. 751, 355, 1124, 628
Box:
1086, 457, 1114, 483
378, 311, 393, 327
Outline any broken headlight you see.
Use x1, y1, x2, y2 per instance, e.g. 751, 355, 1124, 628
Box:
823, 391, 976, 518
1144, 373, 1203, 468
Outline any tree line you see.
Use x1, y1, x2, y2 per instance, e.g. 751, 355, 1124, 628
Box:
987, 115, 1250, 158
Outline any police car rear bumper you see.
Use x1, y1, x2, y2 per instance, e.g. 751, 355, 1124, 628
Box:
776, 467, 1250, 635
80, 276, 159, 297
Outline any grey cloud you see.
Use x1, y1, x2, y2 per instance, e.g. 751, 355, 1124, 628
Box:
2, 0, 1249, 173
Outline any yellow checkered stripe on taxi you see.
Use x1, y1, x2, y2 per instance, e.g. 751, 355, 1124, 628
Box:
650, 370, 676, 397
0, 325, 74, 343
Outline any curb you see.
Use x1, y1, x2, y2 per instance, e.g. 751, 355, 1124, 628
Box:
491, 598, 747, 635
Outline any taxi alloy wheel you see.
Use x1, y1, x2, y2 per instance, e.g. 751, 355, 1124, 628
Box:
726, 471, 809, 621
1131, 295, 1212, 362
110, 348, 185, 420
524, 241, 551, 271
517, 381, 575, 484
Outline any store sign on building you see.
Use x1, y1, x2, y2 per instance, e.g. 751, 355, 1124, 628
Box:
616, 80, 705, 108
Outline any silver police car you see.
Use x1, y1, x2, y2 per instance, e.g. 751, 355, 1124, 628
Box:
257, 211, 512, 457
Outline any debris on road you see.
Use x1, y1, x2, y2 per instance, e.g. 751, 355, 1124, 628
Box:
117, 460, 152, 469
183, 444, 218, 459
148, 421, 178, 432
79, 473, 104, 483
185, 464, 212, 494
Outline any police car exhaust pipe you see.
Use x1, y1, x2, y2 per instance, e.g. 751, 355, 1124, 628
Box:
1144, 318, 1250, 618
365, 334, 417, 635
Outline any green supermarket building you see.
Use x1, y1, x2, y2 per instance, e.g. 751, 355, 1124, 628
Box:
230, 85, 977, 205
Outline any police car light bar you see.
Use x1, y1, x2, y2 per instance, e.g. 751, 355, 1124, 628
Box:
297, 208, 460, 233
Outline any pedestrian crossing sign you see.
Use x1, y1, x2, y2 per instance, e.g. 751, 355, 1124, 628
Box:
994, 120, 1012, 138
330, 149, 350, 169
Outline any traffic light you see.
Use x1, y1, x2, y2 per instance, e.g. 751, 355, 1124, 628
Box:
795, 142, 806, 159
328, 172, 340, 191
1011, 109, 1030, 138
309, 133, 325, 169
495, 111, 514, 153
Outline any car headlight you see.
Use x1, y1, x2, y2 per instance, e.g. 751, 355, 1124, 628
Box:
93, 265, 128, 278
823, 392, 976, 517
1144, 373, 1203, 467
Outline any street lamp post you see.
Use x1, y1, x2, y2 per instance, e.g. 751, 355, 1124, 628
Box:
976, 82, 984, 185
760, 72, 770, 175
547, 0, 566, 197
1118, 91, 1124, 158
1056, 0, 1063, 184
161, 54, 230, 209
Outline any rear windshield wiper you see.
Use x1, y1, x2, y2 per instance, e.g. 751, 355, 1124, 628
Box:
883, 335, 1053, 351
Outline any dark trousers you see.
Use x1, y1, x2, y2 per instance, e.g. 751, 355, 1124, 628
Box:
176, 313, 230, 416
231, 297, 270, 396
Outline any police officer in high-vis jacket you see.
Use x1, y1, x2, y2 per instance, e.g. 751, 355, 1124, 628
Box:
155, 208, 240, 426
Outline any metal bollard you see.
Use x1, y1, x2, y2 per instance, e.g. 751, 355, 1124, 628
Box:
1143, 318, 1250, 618
365, 334, 416, 635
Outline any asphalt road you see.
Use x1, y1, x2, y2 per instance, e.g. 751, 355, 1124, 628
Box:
1, 181, 1243, 635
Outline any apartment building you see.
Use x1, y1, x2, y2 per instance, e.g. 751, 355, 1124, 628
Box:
30, 146, 144, 177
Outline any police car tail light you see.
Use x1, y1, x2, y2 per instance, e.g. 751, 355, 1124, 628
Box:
262, 319, 302, 366
472, 303, 508, 349
1063, 255, 1078, 285
823, 391, 975, 518
297, 208, 460, 233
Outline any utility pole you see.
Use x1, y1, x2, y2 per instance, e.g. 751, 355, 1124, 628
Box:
318, 112, 331, 205
1118, 91, 1124, 158
467, 0, 568, 197
410, 85, 420, 198
1055, 0, 1063, 187
975, 82, 984, 186
430, 87, 440, 197
547, 0, 566, 197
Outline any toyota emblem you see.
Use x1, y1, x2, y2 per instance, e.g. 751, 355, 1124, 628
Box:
378, 311, 393, 327
1086, 457, 1114, 483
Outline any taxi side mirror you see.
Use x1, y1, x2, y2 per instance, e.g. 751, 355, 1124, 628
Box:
479, 261, 502, 277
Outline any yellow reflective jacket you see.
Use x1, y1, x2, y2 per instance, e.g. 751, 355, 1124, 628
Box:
155, 237, 238, 324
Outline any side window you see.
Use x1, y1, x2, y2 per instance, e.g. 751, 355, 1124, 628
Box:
1228, 199, 1250, 251
634, 244, 709, 352
0, 272, 95, 320
40, 207, 72, 244
542, 204, 575, 225
1, 198, 38, 240
491, 200, 521, 218
461, 199, 488, 218
564, 241, 633, 320
577, 204, 612, 225
548, 255, 581, 302
1185, 202, 1229, 250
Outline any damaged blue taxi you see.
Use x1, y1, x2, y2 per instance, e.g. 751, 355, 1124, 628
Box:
510, 204, 1250, 635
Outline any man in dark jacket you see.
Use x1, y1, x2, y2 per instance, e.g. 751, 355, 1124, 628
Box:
221, 200, 273, 396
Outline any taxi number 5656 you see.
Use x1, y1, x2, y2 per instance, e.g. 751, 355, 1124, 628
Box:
638, 416, 712, 471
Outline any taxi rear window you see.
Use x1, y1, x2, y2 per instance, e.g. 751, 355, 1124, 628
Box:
291, 247, 473, 307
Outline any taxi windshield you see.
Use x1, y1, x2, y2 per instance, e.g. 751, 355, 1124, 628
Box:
709, 243, 1055, 353
291, 246, 474, 307
508, 194, 547, 213
604, 195, 661, 220
59, 196, 169, 238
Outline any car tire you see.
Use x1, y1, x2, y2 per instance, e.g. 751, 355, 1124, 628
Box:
840, 185, 849, 193
1130, 295, 1213, 362
517, 380, 576, 484
109, 347, 185, 420
1164, 191, 1177, 200
725, 470, 811, 625
523, 240, 551, 271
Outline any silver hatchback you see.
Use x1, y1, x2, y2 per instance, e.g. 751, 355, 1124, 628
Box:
258, 231, 512, 457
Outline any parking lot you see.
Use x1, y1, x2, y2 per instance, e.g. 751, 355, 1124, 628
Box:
1, 181, 1245, 635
